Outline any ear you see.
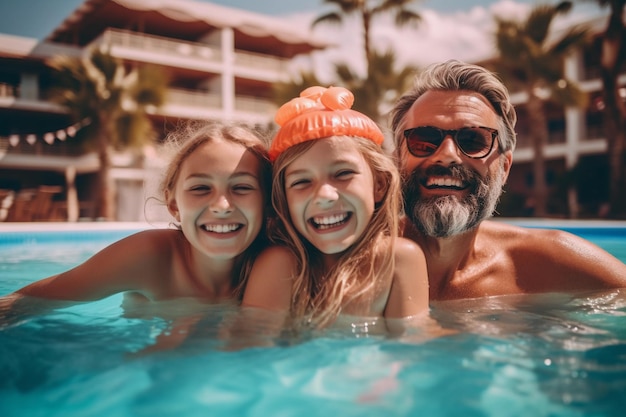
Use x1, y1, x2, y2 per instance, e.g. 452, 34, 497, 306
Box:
166, 191, 180, 222
374, 174, 388, 203
501, 150, 513, 182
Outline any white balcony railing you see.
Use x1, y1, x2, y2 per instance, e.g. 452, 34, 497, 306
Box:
234, 95, 277, 114
94, 29, 223, 64
163, 87, 276, 118
91, 29, 289, 76
234, 49, 288, 74
166, 88, 221, 109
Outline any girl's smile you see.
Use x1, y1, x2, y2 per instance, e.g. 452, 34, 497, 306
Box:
309, 212, 352, 231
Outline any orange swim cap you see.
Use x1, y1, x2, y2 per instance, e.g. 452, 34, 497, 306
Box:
269, 86, 385, 161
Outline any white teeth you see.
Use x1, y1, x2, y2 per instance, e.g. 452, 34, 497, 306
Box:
312, 213, 348, 228
203, 223, 240, 233
427, 177, 463, 188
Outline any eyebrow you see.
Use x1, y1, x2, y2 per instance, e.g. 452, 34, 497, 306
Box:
286, 157, 360, 175
184, 171, 260, 181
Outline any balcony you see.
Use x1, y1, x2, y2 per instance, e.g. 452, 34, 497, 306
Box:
162, 87, 276, 121
0, 82, 67, 114
91, 29, 289, 80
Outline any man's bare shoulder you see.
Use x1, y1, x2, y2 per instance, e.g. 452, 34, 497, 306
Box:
478, 220, 626, 290
478, 220, 563, 248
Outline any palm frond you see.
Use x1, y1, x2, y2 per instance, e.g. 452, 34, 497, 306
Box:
549, 79, 589, 107
325, 0, 361, 13
131, 65, 169, 108
311, 12, 343, 28
394, 9, 421, 27
549, 25, 590, 55
272, 70, 322, 106
524, 3, 567, 44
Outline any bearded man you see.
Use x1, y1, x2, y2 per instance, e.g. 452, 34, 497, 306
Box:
390, 60, 626, 301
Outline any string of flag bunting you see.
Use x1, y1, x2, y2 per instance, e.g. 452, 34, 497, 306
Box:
2, 118, 91, 147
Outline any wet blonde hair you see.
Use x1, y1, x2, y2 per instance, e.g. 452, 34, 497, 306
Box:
271, 135, 402, 327
159, 121, 272, 298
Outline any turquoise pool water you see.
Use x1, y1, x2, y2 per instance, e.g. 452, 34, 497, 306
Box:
0, 223, 625, 417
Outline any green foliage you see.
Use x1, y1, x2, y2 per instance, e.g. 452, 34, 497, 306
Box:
494, 1, 590, 217
47, 47, 168, 151
275, 1, 422, 123
312, 0, 421, 70
46, 47, 169, 219
494, 1, 590, 107
272, 70, 323, 107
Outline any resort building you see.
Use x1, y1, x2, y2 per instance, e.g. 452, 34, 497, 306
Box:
0, 0, 330, 221
0, 2, 623, 221
481, 14, 626, 217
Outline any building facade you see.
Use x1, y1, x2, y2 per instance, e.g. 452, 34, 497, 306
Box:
485, 14, 626, 218
1, 2, 623, 221
0, 0, 330, 221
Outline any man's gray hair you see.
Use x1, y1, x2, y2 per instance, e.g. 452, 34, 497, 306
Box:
390, 60, 517, 158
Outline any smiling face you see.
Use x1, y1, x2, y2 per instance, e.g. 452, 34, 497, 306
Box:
400, 90, 512, 237
281, 137, 382, 256
168, 139, 265, 261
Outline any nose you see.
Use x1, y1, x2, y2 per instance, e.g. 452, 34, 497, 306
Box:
313, 183, 339, 207
430, 135, 463, 165
210, 194, 233, 215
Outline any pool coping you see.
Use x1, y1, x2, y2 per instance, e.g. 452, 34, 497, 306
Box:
493, 218, 626, 228
0, 222, 171, 232
1, 218, 625, 233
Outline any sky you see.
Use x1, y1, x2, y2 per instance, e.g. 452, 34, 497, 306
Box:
0, 0, 605, 80
0, 1, 519, 40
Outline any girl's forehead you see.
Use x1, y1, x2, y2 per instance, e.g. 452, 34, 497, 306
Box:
287, 137, 365, 170
181, 140, 260, 176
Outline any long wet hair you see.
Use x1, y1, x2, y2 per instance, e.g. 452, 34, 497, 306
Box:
158, 121, 272, 299
270, 135, 402, 327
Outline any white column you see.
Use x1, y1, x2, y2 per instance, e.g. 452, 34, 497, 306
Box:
65, 166, 79, 222
221, 27, 235, 119
563, 51, 585, 169
563, 51, 584, 218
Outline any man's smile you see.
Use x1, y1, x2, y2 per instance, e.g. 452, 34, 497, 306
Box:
423, 176, 468, 190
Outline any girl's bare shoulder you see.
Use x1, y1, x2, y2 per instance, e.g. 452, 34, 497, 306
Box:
391, 236, 426, 262
255, 245, 298, 267
119, 228, 185, 253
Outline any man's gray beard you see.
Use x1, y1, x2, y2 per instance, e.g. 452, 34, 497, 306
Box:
403, 162, 506, 238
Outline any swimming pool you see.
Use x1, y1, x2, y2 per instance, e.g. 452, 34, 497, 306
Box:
1, 222, 625, 417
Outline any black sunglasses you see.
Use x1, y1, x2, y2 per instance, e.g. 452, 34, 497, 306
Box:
403, 126, 498, 159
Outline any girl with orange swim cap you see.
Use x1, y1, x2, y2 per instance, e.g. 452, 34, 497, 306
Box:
241, 86, 429, 331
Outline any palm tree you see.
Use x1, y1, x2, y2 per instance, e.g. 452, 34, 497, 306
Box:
577, 0, 626, 217
47, 47, 168, 220
494, 1, 589, 216
272, 70, 323, 109
312, 0, 421, 77
334, 49, 417, 122
272, 49, 416, 129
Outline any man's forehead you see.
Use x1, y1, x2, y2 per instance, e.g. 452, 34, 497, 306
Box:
405, 90, 499, 128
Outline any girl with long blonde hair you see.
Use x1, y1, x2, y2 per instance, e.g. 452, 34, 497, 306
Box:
242, 86, 428, 329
